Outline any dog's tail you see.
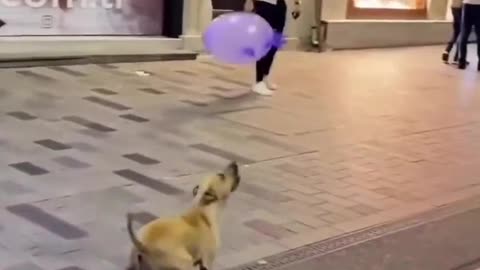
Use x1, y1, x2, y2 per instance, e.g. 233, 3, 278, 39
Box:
126, 213, 150, 254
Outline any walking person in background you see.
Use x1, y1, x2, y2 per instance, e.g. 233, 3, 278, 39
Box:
245, 0, 301, 96
458, 0, 480, 70
442, 0, 464, 64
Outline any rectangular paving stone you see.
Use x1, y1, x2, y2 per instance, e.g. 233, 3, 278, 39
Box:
78, 129, 111, 139
282, 221, 315, 233
154, 74, 187, 85
213, 105, 268, 116
63, 116, 116, 132
16, 70, 54, 82
314, 193, 359, 207
5, 262, 44, 270
284, 190, 324, 204
114, 169, 184, 195
120, 114, 149, 123
35, 139, 72, 151
276, 163, 318, 178
189, 157, 224, 170
373, 187, 421, 201
48, 66, 86, 77
210, 90, 249, 99
83, 96, 130, 111
241, 183, 292, 202
138, 87, 165, 95
90, 88, 117, 95
349, 203, 380, 215
165, 84, 198, 95
200, 61, 235, 70
69, 142, 97, 152
6, 204, 88, 239
7, 111, 37, 120
249, 135, 302, 153
123, 153, 160, 165
210, 85, 233, 92
175, 70, 197, 76
244, 219, 293, 240
283, 180, 321, 195
9, 162, 49, 176
212, 75, 249, 87
319, 213, 352, 224
181, 98, 210, 107
53, 156, 91, 169
291, 213, 330, 228
190, 143, 255, 164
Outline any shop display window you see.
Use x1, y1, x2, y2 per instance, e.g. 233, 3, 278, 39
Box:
347, 0, 427, 19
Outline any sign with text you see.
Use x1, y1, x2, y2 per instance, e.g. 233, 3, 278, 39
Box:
0, 0, 165, 35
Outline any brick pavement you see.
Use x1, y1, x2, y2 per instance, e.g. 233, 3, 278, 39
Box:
1, 46, 480, 270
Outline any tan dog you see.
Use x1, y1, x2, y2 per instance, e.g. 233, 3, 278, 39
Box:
126, 161, 240, 270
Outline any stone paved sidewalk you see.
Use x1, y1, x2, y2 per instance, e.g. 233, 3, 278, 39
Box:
1, 46, 480, 270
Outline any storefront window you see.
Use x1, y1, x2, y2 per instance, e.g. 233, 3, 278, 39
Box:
353, 0, 424, 9
348, 0, 427, 19
0, 0, 166, 36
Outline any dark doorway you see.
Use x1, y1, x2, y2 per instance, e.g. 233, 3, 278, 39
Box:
162, 0, 184, 38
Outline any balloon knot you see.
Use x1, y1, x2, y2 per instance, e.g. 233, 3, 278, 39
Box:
271, 32, 287, 49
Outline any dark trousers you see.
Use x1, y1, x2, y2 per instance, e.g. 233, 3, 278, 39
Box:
254, 0, 287, 82
459, 4, 480, 63
445, 7, 462, 61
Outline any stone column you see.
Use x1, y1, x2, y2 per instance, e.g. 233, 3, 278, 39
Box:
283, 0, 300, 49
322, 0, 348, 20
181, 0, 213, 51
427, 0, 448, 20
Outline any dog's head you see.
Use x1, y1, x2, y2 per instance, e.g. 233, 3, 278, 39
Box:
192, 161, 240, 206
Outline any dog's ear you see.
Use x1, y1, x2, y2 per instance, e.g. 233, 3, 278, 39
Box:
224, 161, 240, 192
192, 185, 199, 196
224, 161, 239, 177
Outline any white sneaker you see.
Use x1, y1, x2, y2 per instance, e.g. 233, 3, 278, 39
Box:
252, 82, 273, 96
264, 78, 278, 90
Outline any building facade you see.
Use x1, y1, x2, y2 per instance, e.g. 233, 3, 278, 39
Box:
0, 0, 468, 59
180, 0, 464, 51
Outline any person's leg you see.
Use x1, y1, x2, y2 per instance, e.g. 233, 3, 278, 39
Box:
452, 7, 463, 62
474, 6, 480, 71
458, 4, 474, 69
263, 0, 287, 90
256, 58, 266, 83
263, 46, 278, 79
444, 7, 462, 62
253, 0, 275, 95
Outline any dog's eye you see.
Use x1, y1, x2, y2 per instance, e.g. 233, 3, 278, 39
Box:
217, 173, 225, 180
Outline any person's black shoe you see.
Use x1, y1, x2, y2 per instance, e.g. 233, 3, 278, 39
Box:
453, 60, 469, 66
458, 61, 467, 70
442, 52, 449, 63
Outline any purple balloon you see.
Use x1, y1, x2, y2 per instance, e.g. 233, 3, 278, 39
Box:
203, 12, 274, 65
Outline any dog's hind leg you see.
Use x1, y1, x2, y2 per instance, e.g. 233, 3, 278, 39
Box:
194, 260, 209, 270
